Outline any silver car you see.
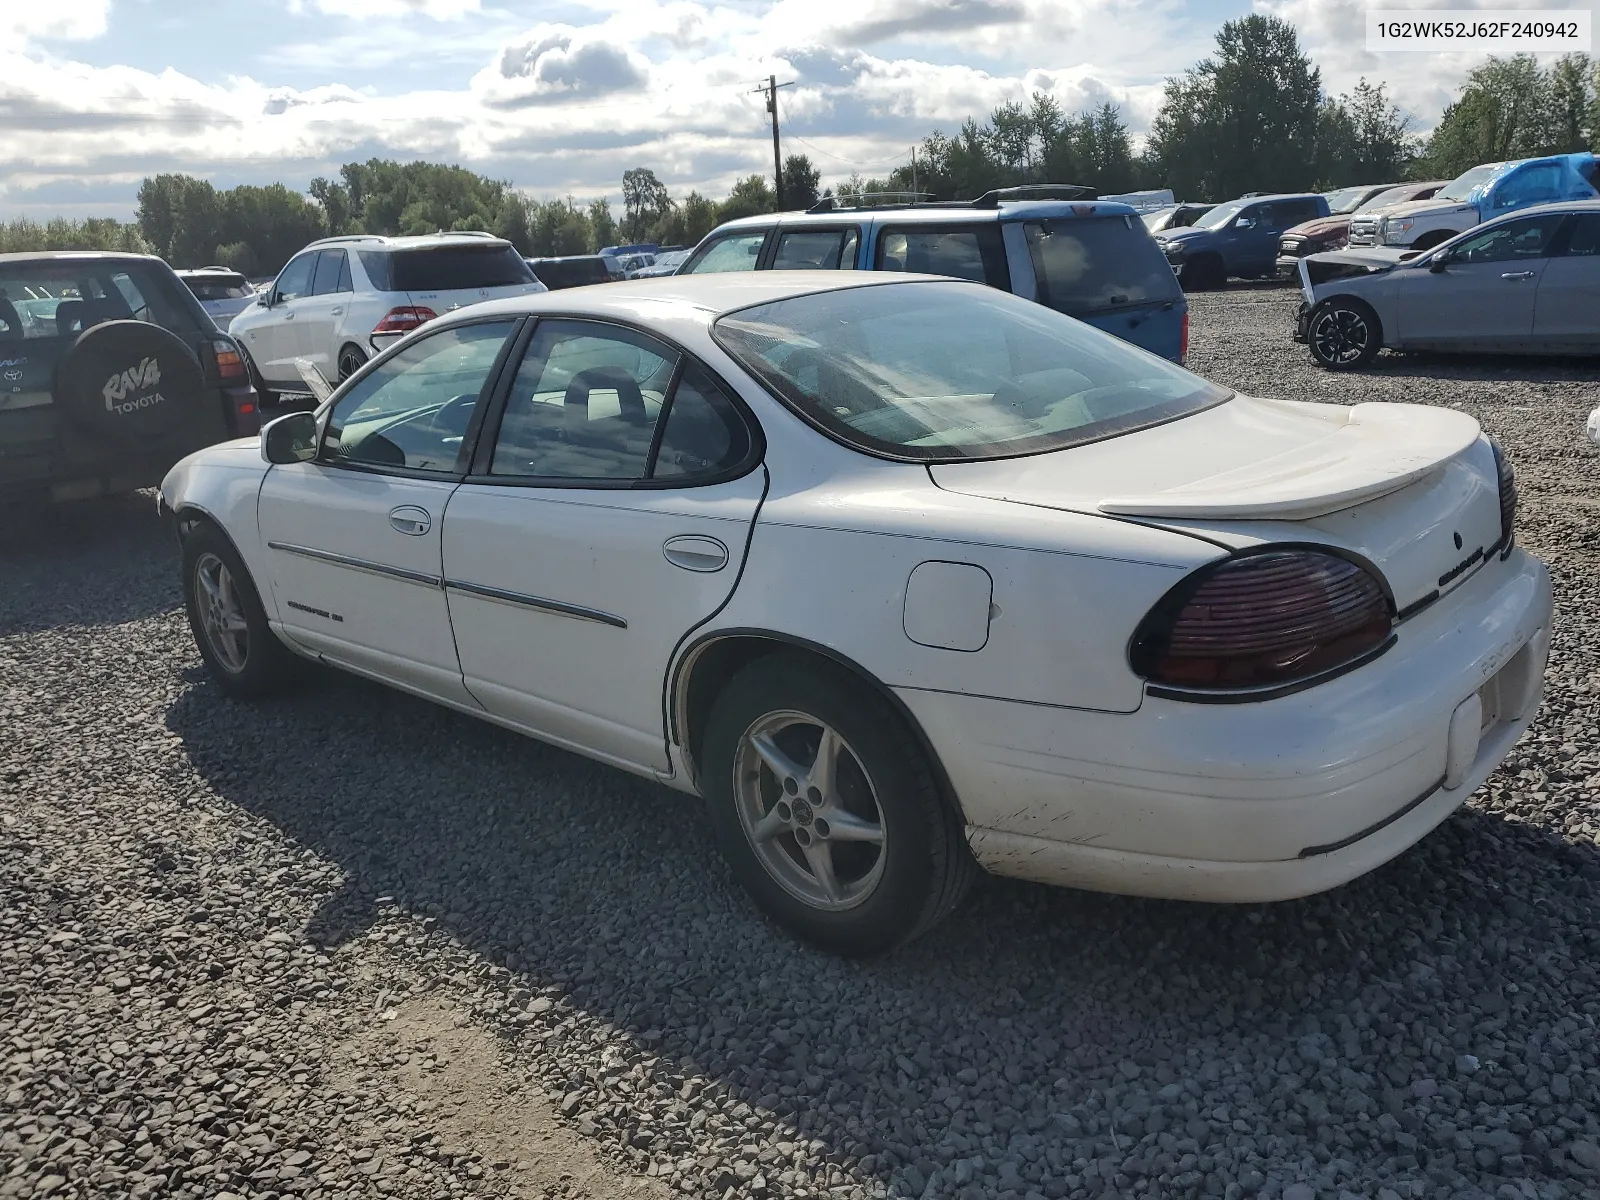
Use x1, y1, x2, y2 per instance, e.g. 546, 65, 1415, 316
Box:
1295, 199, 1600, 369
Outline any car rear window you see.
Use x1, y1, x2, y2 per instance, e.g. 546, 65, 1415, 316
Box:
182, 274, 252, 300
714, 280, 1228, 462
1022, 216, 1182, 315
363, 244, 536, 292
529, 258, 613, 288
0, 260, 198, 340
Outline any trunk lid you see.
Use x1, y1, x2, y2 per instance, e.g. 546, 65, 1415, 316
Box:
928, 394, 1505, 612
405, 282, 545, 319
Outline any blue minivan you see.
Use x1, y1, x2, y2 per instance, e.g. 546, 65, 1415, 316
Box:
678, 186, 1190, 364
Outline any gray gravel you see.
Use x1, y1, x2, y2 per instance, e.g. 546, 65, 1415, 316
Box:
4, 286, 1600, 1200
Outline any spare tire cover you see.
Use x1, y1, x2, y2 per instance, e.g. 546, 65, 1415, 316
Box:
55, 320, 208, 443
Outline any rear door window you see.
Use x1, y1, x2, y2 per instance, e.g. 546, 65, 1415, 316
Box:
1561, 213, 1600, 256
1023, 216, 1182, 315
312, 250, 349, 295
874, 226, 1009, 288
682, 232, 768, 274
772, 228, 860, 270
389, 245, 536, 291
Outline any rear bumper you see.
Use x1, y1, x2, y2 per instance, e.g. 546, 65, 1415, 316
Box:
898, 548, 1552, 902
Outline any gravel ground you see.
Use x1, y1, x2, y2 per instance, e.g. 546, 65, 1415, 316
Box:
4, 286, 1600, 1200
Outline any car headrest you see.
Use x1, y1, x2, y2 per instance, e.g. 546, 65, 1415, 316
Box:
564, 366, 646, 427
0, 297, 21, 341
53, 300, 87, 334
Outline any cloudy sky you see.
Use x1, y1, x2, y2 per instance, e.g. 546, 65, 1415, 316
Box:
0, 0, 1583, 218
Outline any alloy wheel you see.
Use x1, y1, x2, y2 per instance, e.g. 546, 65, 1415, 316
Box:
733, 710, 888, 911
1311, 307, 1370, 365
338, 347, 367, 381
194, 551, 250, 673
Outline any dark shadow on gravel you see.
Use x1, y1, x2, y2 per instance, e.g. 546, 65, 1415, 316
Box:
165, 664, 1600, 1194
0, 491, 180, 636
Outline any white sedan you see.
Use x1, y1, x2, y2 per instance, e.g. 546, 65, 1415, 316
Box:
159, 274, 1552, 955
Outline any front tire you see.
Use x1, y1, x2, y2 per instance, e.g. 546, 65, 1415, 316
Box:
241, 348, 278, 409
182, 521, 300, 697
1307, 297, 1381, 370
701, 653, 976, 956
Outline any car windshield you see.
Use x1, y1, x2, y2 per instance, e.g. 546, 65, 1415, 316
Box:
1189, 200, 1248, 231
1141, 208, 1175, 230
1439, 165, 1499, 201
1364, 184, 1422, 209
713, 281, 1229, 462
1324, 187, 1375, 214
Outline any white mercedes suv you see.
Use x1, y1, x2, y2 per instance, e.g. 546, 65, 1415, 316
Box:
228, 232, 545, 402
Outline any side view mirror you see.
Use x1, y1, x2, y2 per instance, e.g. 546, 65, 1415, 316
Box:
256, 292, 272, 307
261, 410, 318, 465
1429, 254, 1451, 273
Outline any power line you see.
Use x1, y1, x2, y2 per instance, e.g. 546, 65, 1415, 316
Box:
781, 128, 910, 170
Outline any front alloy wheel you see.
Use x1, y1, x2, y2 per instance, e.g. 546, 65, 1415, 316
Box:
193, 551, 250, 673
338, 344, 368, 382
1308, 298, 1380, 369
734, 711, 888, 911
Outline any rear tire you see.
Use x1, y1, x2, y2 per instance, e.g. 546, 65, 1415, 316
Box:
1307, 297, 1382, 370
1179, 255, 1226, 291
701, 653, 976, 956
182, 521, 301, 697
337, 344, 368, 382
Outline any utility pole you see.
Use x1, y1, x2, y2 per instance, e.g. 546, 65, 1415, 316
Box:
911, 146, 918, 201
754, 74, 795, 210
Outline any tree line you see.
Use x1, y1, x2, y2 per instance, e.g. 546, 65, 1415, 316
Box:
14, 15, 1599, 274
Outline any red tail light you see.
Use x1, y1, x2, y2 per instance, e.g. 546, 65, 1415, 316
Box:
373, 306, 437, 334
1130, 549, 1393, 696
211, 338, 247, 381
1179, 310, 1189, 365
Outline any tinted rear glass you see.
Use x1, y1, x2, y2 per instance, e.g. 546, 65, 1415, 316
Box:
529, 259, 612, 288
1024, 216, 1181, 314
181, 274, 251, 300
384, 245, 535, 292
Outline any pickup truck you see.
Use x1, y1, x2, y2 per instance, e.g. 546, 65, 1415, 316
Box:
1153, 193, 1328, 289
1347, 153, 1599, 250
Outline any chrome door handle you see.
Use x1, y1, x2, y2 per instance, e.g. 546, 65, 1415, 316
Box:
389, 506, 432, 536
1501, 271, 1536, 280
663, 535, 728, 572
283, 310, 295, 319
330, 307, 343, 315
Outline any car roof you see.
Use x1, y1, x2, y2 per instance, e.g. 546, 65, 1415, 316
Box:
454, 271, 951, 326
302, 232, 512, 252
0, 250, 165, 266
709, 198, 1140, 233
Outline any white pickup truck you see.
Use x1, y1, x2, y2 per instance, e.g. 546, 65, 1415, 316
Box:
1348, 153, 1598, 250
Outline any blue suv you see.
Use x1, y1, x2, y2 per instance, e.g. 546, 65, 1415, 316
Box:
1153, 193, 1329, 289
679, 186, 1190, 363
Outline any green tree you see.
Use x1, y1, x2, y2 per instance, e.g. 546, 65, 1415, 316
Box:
587, 197, 617, 249
621, 168, 671, 242
1320, 79, 1416, 183
308, 177, 355, 235
717, 175, 775, 221
1147, 14, 1324, 199
1546, 54, 1595, 153
679, 191, 719, 243
780, 155, 821, 209
1423, 55, 1558, 176
137, 174, 223, 266
0, 217, 151, 254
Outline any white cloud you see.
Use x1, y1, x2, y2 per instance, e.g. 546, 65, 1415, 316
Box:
288, 0, 482, 17
0, 0, 111, 40
478, 26, 651, 107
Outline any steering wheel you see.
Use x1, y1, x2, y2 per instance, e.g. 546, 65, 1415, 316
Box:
428, 392, 479, 438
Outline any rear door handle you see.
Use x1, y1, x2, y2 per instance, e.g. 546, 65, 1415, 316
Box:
1501, 271, 1536, 280
389, 506, 431, 536
663, 535, 728, 572
282, 310, 295, 319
